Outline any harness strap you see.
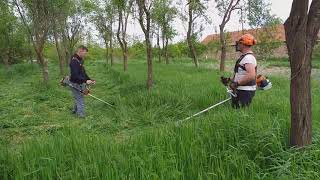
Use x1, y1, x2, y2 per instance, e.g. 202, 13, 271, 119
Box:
234, 53, 257, 86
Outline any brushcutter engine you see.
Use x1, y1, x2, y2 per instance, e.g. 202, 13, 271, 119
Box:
60, 76, 90, 95
256, 75, 272, 90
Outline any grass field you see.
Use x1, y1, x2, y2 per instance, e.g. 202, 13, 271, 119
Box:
265, 55, 320, 69
1, 59, 320, 179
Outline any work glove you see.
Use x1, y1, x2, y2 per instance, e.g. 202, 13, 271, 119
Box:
220, 76, 231, 86
229, 81, 238, 90
86, 80, 96, 85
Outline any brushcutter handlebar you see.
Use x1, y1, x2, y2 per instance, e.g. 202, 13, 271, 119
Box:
227, 88, 237, 97
220, 76, 231, 86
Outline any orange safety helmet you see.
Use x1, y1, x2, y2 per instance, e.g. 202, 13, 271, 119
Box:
239, 34, 257, 46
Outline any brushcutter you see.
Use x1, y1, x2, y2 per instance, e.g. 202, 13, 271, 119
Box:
60, 76, 114, 108
177, 88, 236, 124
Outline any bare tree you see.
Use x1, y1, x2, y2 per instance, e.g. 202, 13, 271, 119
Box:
136, 0, 153, 89
284, 0, 320, 147
93, 7, 110, 64
58, 0, 88, 64
185, 0, 207, 68
153, 0, 176, 64
14, 0, 50, 82
114, 0, 134, 71
50, 0, 70, 75
61, 14, 83, 64
215, 0, 241, 72
109, 10, 115, 66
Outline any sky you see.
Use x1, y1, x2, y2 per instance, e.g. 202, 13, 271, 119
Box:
91, 0, 294, 45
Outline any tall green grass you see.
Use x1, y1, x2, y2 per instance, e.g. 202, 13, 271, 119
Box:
0, 60, 320, 179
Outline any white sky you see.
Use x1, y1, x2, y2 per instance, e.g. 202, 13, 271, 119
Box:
92, 0, 294, 45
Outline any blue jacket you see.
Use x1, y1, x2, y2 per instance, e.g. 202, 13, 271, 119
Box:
69, 54, 91, 84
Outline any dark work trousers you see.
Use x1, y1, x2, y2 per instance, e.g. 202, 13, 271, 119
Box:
231, 90, 256, 108
70, 83, 85, 118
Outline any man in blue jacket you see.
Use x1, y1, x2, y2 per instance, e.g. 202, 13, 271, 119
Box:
69, 45, 95, 118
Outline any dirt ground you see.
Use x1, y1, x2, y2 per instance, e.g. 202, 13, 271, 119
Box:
207, 62, 320, 80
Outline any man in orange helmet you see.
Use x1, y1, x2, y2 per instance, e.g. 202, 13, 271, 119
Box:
221, 34, 257, 108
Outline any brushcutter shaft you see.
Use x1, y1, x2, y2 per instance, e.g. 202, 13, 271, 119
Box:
179, 97, 231, 123
87, 93, 114, 107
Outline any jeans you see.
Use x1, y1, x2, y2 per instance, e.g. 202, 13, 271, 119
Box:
70, 83, 85, 118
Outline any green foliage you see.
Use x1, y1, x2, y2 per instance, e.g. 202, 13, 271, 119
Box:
314, 43, 320, 59
128, 41, 146, 59
194, 41, 207, 56
253, 16, 283, 60
152, 0, 177, 39
244, 0, 284, 60
0, 0, 31, 65
43, 43, 109, 63
91, 0, 114, 44
206, 39, 221, 51
205, 32, 233, 53
86, 44, 108, 61
43, 44, 58, 61
246, 0, 272, 28
215, 0, 232, 16
254, 36, 283, 61
165, 41, 207, 59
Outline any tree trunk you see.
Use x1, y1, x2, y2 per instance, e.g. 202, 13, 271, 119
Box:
187, 36, 198, 67
110, 14, 114, 66
123, 49, 128, 72
27, 38, 33, 64
3, 49, 10, 70
63, 37, 71, 66
110, 37, 114, 66
137, 0, 153, 89
36, 50, 49, 83
42, 59, 49, 83
28, 49, 33, 64
284, 0, 320, 147
146, 37, 153, 89
105, 39, 109, 64
289, 58, 312, 147
187, 4, 198, 68
219, 25, 226, 72
123, 35, 129, 72
285, 30, 312, 147
65, 49, 70, 66
53, 30, 65, 75
63, 49, 68, 66
157, 27, 161, 63
165, 36, 169, 64
117, 10, 128, 72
